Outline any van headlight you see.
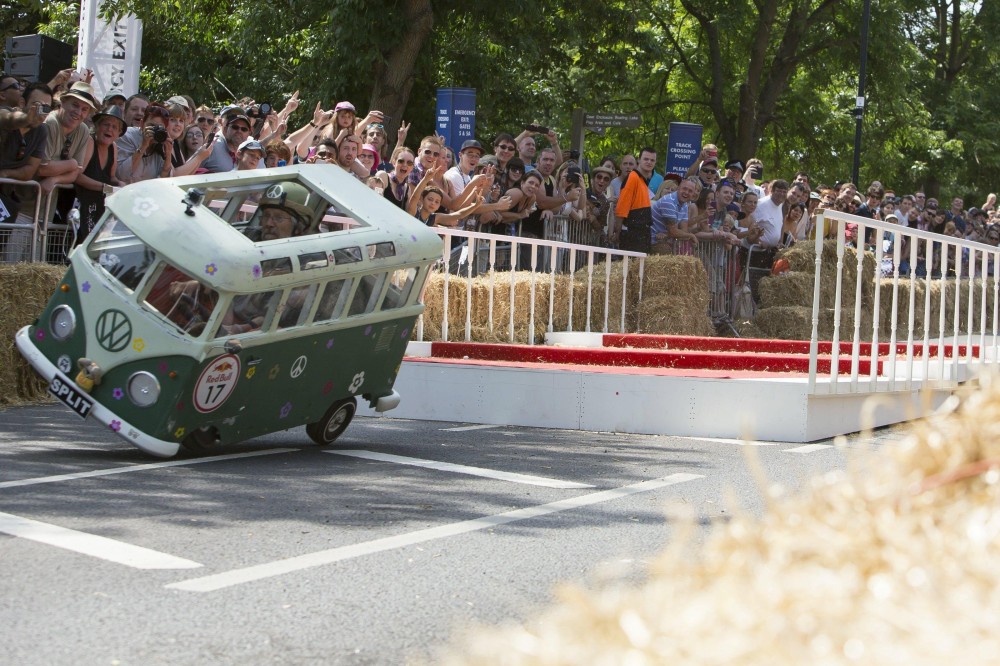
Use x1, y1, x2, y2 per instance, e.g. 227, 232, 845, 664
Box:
50, 305, 76, 341
127, 371, 160, 407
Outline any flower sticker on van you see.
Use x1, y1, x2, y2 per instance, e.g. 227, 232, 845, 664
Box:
132, 197, 159, 218
349, 371, 365, 393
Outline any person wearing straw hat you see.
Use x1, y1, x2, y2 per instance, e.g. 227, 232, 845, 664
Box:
74, 105, 126, 243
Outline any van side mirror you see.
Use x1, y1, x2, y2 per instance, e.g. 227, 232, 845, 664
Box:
223, 339, 242, 354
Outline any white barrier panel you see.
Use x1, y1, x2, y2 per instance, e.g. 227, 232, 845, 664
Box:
808, 210, 1000, 395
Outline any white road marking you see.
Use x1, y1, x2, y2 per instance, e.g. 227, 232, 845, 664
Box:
784, 444, 834, 454
0, 511, 202, 570
440, 424, 499, 432
0, 449, 298, 490
167, 473, 704, 592
676, 436, 779, 446
326, 450, 593, 489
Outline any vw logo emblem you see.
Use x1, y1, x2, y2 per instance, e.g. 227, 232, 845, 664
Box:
290, 355, 308, 379
95, 309, 132, 352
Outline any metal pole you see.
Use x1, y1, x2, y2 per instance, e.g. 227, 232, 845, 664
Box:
852, 0, 872, 185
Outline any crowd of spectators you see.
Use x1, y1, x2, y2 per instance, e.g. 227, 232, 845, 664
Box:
2, 69, 998, 276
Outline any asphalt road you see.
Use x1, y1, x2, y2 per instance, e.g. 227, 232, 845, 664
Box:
0, 404, 905, 665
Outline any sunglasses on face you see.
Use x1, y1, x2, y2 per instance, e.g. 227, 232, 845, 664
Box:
701, 168, 716, 174
495, 144, 515, 151
197, 116, 214, 123
0, 81, 24, 92
230, 124, 251, 133
422, 149, 440, 157
396, 158, 414, 165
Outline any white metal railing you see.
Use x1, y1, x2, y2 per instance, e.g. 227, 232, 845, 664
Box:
0, 178, 43, 264
807, 209, 1000, 394
420, 220, 646, 344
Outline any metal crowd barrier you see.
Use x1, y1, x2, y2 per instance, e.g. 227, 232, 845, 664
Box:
0, 178, 43, 264
652, 237, 747, 333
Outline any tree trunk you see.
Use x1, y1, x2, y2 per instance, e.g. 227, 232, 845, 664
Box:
368, 0, 434, 143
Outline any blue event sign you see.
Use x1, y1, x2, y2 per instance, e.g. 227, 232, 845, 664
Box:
665, 122, 703, 176
436, 88, 477, 152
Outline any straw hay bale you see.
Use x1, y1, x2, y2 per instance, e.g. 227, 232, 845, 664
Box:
437, 376, 1000, 665
877, 277, 996, 340
418, 255, 713, 342
758, 272, 814, 309
0, 263, 63, 406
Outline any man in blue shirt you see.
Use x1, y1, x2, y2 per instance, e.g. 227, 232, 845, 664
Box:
651, 176, 701, 253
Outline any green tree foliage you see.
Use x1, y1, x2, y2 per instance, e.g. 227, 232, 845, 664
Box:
4, 0, 997, 199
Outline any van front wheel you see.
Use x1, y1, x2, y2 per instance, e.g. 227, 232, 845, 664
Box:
306, 397, 357, 445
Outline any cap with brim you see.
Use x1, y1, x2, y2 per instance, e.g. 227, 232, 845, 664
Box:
238, 138, 264, 153
479, 155, 499, 167
334, 101, 356, 113
361, 143, 380, 164
228, 114, 252, 128
727, 203, 742, 214
724, 160, 744, 173
810, 191, 820, 200
460, 139, 483, 154
220, 105, 245, 118
701, 156, 719, 166
62, 81, 98, 111
92, 105, 127, 134
664, 173, 683, 183
166, 95, 190, 109
103, 91, 126, 104
591, 166, 615, 179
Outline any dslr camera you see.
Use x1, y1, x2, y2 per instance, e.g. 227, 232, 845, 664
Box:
151, 125, 168, 143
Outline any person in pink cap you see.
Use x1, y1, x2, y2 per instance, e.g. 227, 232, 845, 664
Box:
359, 143, 379, 175
333, 101, 356, 133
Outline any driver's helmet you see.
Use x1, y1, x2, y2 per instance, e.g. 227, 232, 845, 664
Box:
258, 182, 315, 234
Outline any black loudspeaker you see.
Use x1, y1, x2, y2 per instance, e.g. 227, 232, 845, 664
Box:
4, 34, 74, 83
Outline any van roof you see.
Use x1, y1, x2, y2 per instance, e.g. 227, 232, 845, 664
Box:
103, 164, 442, 293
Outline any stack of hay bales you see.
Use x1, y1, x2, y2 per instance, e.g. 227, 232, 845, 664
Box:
755, 241, 874, 340
0, 264, 63, 405
419, 256, 712, 344
438, 377, 1000, 665
753, 240, 995, 343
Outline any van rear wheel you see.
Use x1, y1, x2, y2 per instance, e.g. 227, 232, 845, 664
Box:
306, 397, 357, 446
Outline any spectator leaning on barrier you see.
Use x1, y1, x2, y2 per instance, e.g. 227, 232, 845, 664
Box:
44, 81, 98, 231
73, 104, 125, 244
613, 146, 657, 253
116, 103, 176, 183
0, 82, 53, 263
753, 178, 788, 249
650, 175, 701, 254
610, 154, 635, 201
517, 134, 537, 168
380, 146, 415, 209
445, 139, 483, 198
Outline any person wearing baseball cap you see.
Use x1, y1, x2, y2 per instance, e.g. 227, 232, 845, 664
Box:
444, 139, 484, 198
102, 91, 126, 114
237, 138, 264, 170
333, 101, 356, 134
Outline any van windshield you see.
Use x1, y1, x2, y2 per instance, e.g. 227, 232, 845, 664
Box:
86, 216, 156, 293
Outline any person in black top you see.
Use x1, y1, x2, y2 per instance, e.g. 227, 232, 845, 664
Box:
74, 105, 125, 244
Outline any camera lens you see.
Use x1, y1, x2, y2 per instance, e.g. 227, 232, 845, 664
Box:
152, 126, 168, 143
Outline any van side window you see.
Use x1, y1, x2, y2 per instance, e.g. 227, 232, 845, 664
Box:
314, 279, 352, 322
349, 273, 387, 316
87, 216, 156, 293
215, 291, 281, 337
144, 264, 220, 337
382, 267, 418, 310
278, 284, 319, 329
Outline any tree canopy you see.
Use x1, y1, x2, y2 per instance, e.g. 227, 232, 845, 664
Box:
4, 0, 996, 200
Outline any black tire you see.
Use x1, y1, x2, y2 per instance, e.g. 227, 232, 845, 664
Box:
306, 397, 357, 446
180, 426, 222, 455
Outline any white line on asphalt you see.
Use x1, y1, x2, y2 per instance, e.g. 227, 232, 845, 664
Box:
440, 424, 499, 432
0, 511, 202, 570
784, 444, 834, 454
167, 473, 704, 592
678, 436, 779, 446
326, 450, 593, 489
0, 449, 298, 490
